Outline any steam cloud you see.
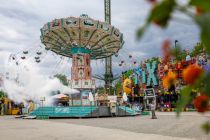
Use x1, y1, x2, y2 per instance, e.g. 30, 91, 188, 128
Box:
2, 57, 79, 106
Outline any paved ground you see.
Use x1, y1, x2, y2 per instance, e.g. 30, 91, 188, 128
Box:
0, 112, 210, 140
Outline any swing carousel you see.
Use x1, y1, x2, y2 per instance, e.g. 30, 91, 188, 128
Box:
40, 14, 124, 90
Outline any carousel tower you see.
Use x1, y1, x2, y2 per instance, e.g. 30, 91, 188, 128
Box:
71, 50, 94, 89
40, 14, 124, 90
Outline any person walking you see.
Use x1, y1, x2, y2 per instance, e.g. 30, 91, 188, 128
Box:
0, 99, 4, 115
150, 99, 157, 119
19, 102, 24, 115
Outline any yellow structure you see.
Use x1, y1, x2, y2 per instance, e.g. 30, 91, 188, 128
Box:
123, 78, 132, 94
28, 101, 35, 113
0, 97, 20, 115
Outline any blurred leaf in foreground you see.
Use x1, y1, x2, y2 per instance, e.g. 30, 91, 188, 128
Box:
176, 86, 192, 116
189, 0, 210, 13
195, 14, 210, 54
201, 122, 210, 134
147, 0, 176, 27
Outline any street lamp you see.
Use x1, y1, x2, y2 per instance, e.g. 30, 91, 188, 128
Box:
175, 40, 178, 48
175, 40, 178, 61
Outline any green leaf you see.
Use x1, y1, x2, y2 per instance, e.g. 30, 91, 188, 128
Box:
176, 86, 193, 116
201, 122, 210, 134
136, 25, 147, 40
203, 73, 210, 98
147, 0, 176, 27
195, 14, 210, 54
189, 0, 210, 12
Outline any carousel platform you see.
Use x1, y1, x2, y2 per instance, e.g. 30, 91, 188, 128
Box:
29, 106, 137, 119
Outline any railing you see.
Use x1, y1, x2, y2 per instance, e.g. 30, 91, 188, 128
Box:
30, 106, 98, 117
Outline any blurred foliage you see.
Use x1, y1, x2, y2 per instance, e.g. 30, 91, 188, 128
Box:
95, 80, 122, 95
114, 80, 122, 95
0, 90, 6, 98
54, 74, 69, 86
96, 86, 106, 94
190, 43, 204, 57
147, 0, 176, 27
189, 0, 210, 12
201, 122, 210, 134
144, 57, 160, 63
171, 42, 205, 61
137, 0, 210, 133
195, 14, 210, 54
171, 45, 188, 61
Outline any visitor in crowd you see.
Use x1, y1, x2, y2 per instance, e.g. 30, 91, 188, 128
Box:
140, 103, 144, 112
150, 99, 157, 119
160, 101, 164, 111
19, 102, 24, 115
0, 100, 2, 115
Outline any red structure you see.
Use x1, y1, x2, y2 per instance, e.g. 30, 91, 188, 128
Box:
71, 54, 94, 89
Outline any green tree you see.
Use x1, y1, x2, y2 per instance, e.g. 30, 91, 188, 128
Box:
113, 80, 122, 95
190, 43, 204, 57
0, 90, 6, 99
54, 74, 69, 86
145, 57, 160, 63
96, 86, 106, 94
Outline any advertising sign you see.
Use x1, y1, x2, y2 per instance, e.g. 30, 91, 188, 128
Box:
144, 88, 155, 98
108, 96, 117, 103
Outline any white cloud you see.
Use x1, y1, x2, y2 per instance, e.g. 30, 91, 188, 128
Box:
0, 0, 200, 85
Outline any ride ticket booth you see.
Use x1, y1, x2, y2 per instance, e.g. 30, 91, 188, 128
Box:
144, 88, 156, 110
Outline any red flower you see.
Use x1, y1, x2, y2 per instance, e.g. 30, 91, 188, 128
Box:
162, 40, 171, 64
194, 95, 209, 113
183, 64, 203, 85
196, 7, 204, 16
147, 0, 157, 4
153, 20, 161, 26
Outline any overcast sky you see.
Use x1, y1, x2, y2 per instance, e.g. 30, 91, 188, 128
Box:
0, 0, 200, 86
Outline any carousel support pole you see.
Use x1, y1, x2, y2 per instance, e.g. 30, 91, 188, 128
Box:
124, 102, 126, 116
71, 95, 73, 106
98, 104, 100, 118
81, 93, 82, 107
91, 101, 92, 117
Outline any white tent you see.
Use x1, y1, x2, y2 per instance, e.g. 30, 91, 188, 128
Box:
52, 93, 68, 99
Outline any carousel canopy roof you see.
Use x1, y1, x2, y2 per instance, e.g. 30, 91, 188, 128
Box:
40, 14, 124, 59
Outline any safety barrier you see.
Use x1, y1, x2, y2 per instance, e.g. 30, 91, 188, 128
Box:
30, 106, 98, 118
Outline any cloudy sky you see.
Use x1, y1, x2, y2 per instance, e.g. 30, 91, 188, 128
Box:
0, 0, 200, 86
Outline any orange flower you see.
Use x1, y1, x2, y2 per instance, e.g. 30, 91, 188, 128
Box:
194, 95, 209, 113
183, 64, 203, 85
163, 70, 176, 89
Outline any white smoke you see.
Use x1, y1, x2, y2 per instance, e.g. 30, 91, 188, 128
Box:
2, 57, 79, 106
